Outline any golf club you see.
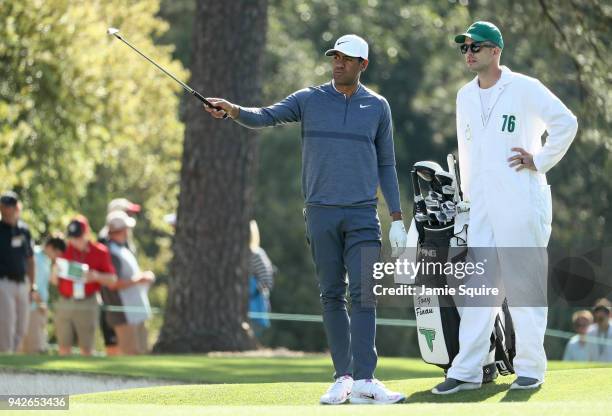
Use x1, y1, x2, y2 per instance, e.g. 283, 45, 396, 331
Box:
411, 169, 428, 220
414, 161, 444, 182
107, 27, 227, 118
447, 153, 463, 201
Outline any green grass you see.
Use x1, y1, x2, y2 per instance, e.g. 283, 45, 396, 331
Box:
0, 355, 443, 383
1, 355, 610, 416
0, 354, 609, 383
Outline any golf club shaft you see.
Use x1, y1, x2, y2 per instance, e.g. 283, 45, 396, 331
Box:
452, 156, 464, 201
111, 32, 225, 114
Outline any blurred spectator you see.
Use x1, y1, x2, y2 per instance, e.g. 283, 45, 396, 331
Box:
20, 234, 66, 354
587, 298, 612, 362
0, 191, 35, 353
248, 220, 274, 337
98, 198, 141, 251
97, 198, 140, 356
563, 310, 594, 361
52, 215, 117, 356
101, 211, 154, 355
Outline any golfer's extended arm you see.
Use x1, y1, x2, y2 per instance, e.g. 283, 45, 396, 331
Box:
376, 99, 401, 216
530, 81, 578, 173
234, 89, 308, 128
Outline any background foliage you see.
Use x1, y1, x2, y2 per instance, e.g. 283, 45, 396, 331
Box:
2, 0, 610, 357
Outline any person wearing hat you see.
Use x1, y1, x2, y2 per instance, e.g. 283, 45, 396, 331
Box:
0, 191, 36, 352
586, 298, 612, 362
98, 197, 141, 248
101, 211, 155, 355
431, 21, 578, 394
97, 197, 141, 355
562, 310, 594, 361
202, 34, 406, 404
52, 215, 117, 355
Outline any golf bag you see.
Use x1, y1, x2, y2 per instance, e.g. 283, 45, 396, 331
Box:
411, 155, 516, 383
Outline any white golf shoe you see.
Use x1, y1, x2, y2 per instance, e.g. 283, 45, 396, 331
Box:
319, 375, 354, 405
349, 378, 406, 404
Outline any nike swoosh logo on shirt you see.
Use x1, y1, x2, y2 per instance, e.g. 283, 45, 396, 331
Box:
337, 41, 350, 45
360, 104, 371, 109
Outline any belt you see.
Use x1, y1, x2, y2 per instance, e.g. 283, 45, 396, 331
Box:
60, 293, 97, 301
0, 275, 25, 282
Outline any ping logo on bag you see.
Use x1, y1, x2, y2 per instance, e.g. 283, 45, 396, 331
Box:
419, 247, 437, 258
419, 327, 437, 352
496, 360, 512, 376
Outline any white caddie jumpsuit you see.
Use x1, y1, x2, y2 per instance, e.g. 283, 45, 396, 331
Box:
447, 66, 578, 383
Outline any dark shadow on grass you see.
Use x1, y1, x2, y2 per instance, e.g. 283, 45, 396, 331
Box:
407, 379, 512, 403
499, 386, 541, 402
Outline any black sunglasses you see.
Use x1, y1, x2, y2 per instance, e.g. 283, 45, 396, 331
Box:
460, 42, 497, 54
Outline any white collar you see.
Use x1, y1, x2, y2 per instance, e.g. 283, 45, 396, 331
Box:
469, 65, 514, 90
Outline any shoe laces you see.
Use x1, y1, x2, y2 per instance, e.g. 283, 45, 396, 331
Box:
328, 375, 352, 392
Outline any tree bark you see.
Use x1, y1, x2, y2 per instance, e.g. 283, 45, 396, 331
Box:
154, 0, 267, 352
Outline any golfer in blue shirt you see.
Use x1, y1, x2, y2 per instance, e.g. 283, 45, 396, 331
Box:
205, 34, 406, 405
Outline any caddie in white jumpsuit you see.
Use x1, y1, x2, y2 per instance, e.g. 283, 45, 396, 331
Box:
432, 21, 578, 394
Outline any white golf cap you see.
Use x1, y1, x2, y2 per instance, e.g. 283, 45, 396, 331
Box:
106, 210, 136, 232
325, 34, 369, 60
107, 198, 141, 214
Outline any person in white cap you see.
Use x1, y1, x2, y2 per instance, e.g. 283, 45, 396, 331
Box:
101, 210, 155, 355
202, 34, 406, 404
97, 197, 142, 355
98, 198, 141, 248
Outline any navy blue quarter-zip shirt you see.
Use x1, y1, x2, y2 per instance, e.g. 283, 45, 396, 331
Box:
235, 81, 401, 214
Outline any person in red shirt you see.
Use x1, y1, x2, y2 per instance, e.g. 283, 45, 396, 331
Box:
51, 215, 116, 356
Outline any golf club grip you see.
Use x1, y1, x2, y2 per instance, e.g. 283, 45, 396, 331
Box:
193, 91, 228, 119
452, 156, 464, 200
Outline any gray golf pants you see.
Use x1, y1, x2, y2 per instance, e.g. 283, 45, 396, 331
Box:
304, 205, 381, 380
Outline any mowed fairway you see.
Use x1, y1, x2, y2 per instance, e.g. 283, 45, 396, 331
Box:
1, 355, 610, 416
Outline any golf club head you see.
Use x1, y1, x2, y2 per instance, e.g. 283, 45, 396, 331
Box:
425, 199, 440, 209
107, 27, 121, 37
415, 212, 430, 223
435, 171, 454, 187
435, 212, 448, 224
427, 190, 443, 201
441, 185, 456, 200
414, 161, 443, 182
441, 201, 456, 211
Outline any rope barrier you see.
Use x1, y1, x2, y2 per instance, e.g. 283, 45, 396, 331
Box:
45, 303, 612, 346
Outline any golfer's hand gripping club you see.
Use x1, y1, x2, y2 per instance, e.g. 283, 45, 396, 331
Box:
204, 98, 239, 119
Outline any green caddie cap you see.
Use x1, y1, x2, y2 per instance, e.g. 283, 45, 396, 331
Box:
455, 21, 504, 49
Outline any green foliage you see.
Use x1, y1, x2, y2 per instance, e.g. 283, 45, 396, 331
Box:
0, 0, 185, 278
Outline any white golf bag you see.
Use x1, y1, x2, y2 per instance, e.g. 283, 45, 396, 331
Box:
410, 154, 516, 383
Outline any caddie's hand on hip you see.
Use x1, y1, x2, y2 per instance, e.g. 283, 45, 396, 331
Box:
204, 98, 238, 119
508, 147, 536, 171
389, 220, 408, 248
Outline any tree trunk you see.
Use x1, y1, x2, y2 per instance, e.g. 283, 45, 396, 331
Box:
154, 0, 267, 352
